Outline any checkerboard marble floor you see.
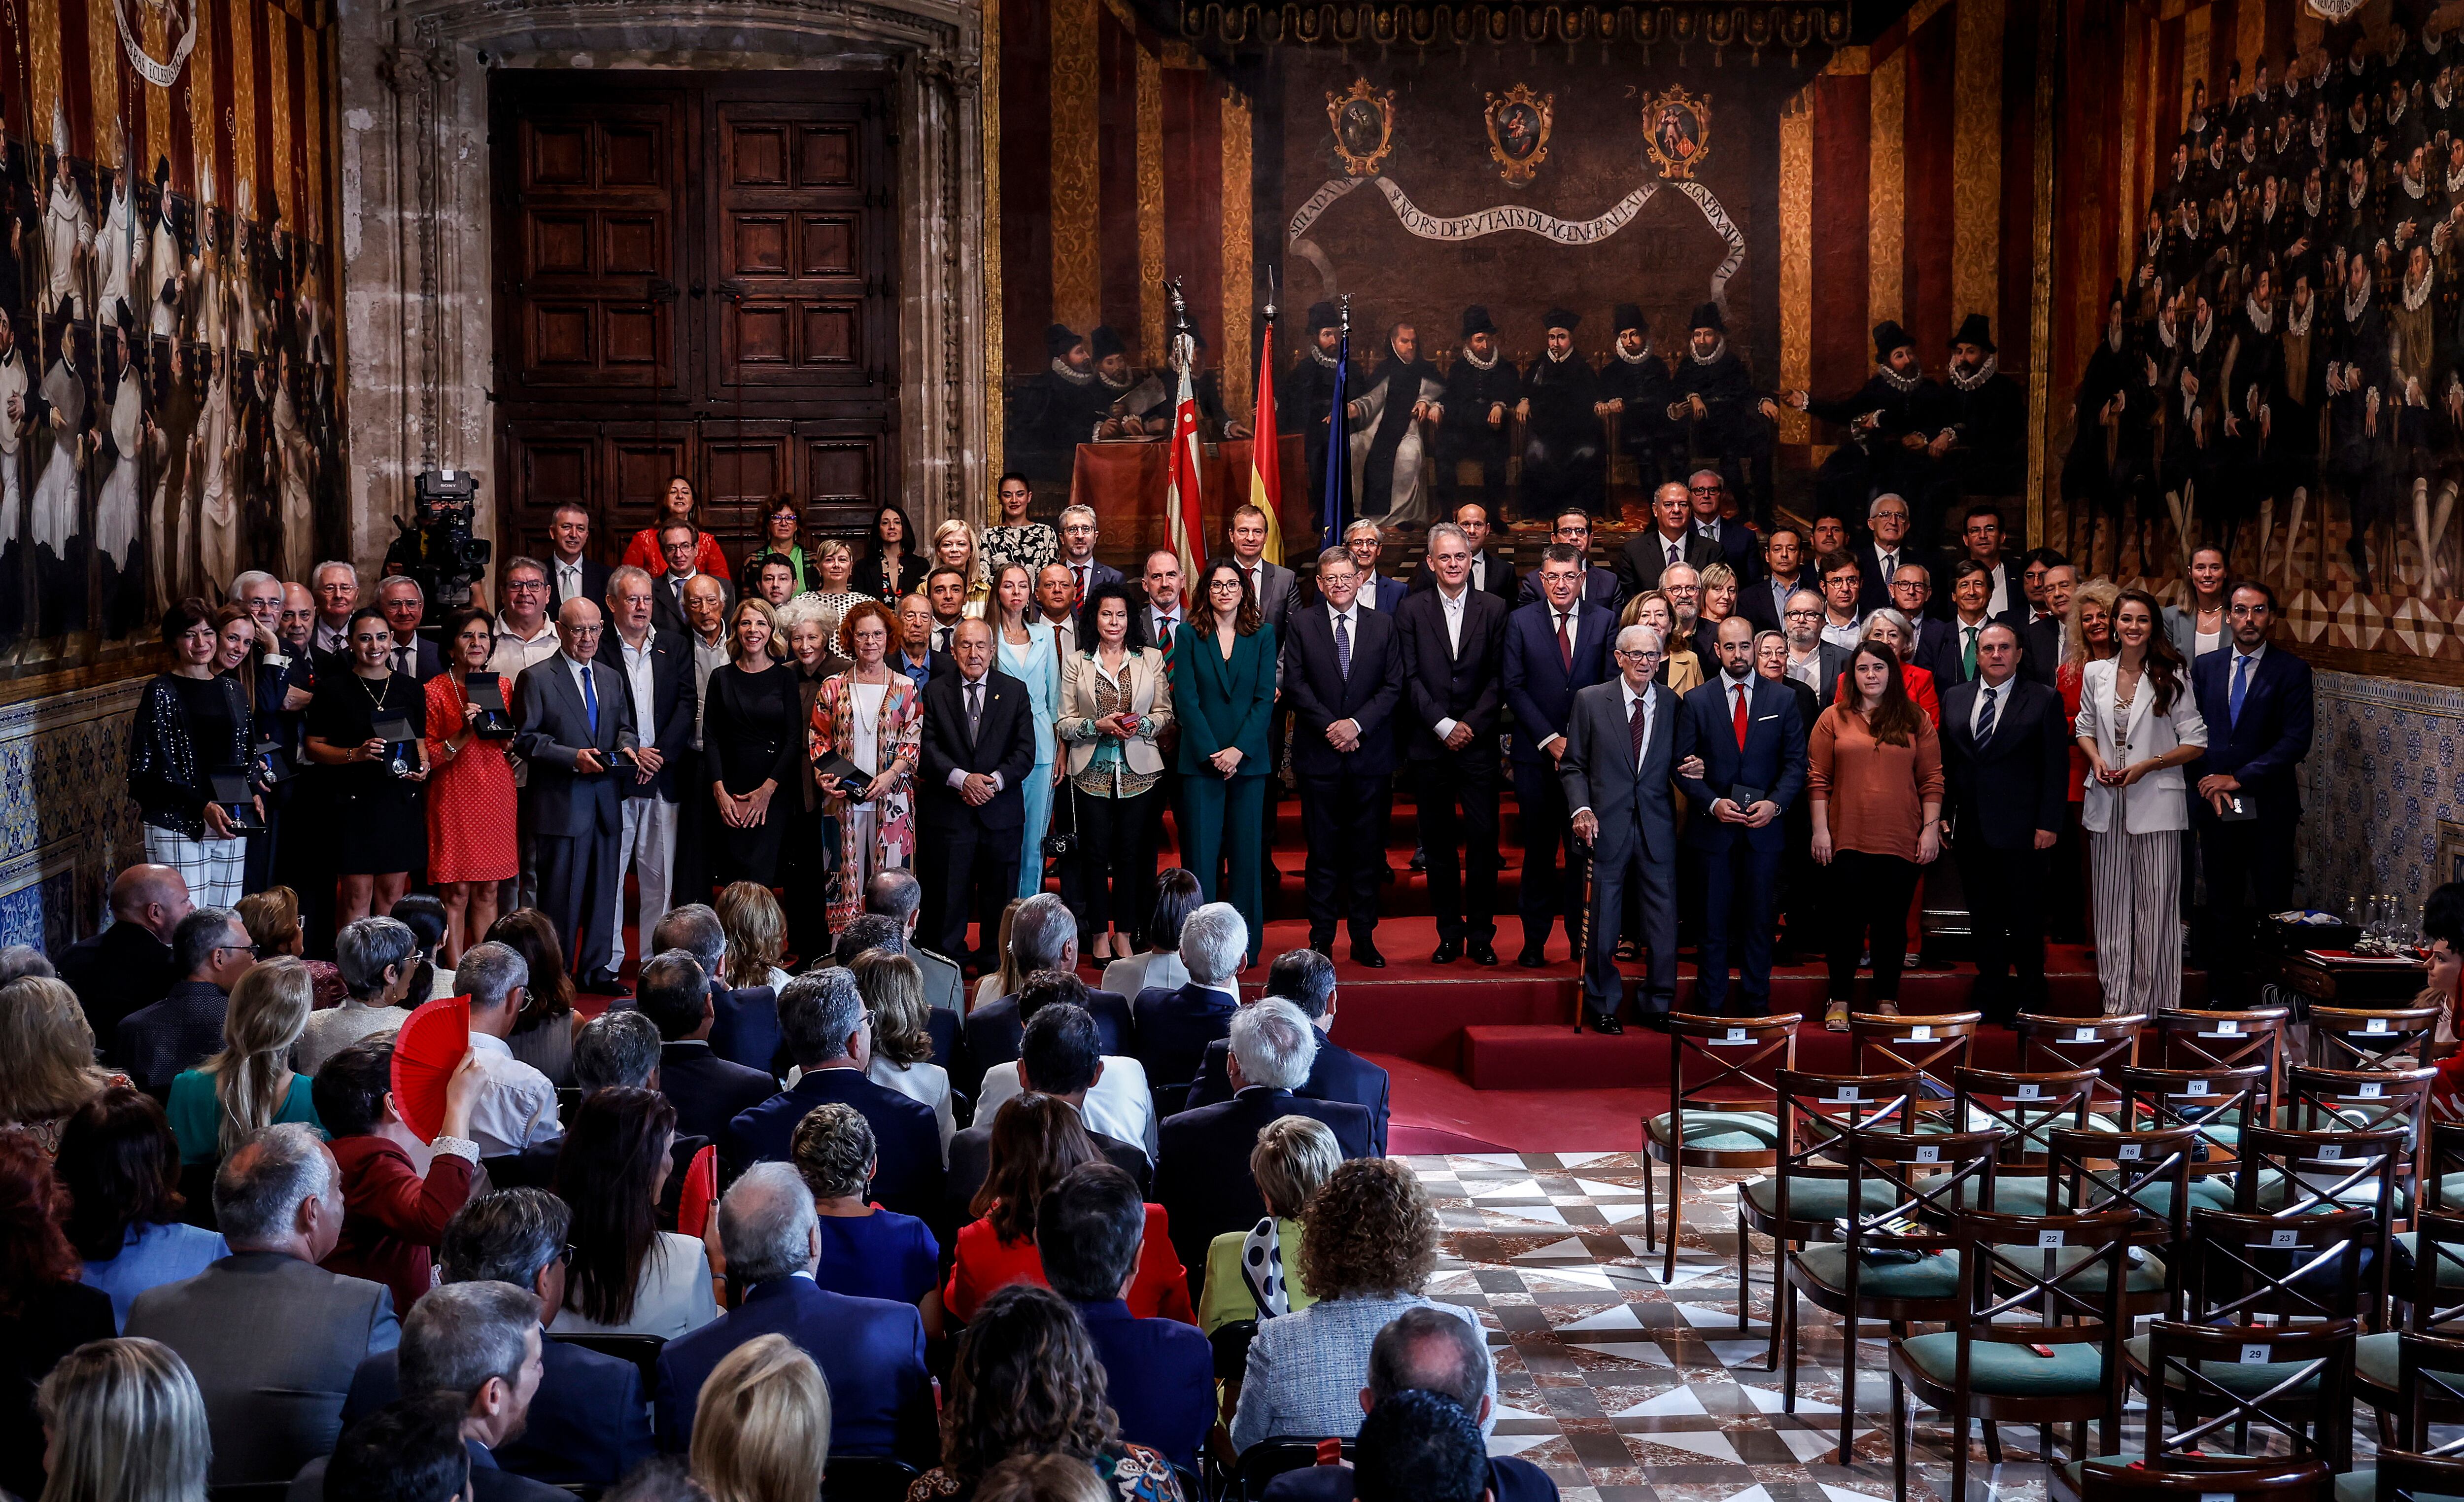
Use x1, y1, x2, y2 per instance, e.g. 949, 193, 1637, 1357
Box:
1408, 1152, 2384, 1502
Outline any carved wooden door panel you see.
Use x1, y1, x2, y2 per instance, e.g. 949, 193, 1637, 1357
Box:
706, 96, 889, 398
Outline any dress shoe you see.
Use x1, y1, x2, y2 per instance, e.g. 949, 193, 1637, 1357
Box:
1409, 845, 1428, 873
1583, 1011, 1625, 1034
1308, 932, 1335, 957
1515, 943, 1549, 969
1613, 940, 1645, 964
1350, 940, 1387, 969
1468, 940, 1499, 966
578, 971, 630, 998
1431, 940, 1462, 964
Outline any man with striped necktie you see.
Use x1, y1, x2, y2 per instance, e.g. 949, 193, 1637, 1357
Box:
1939, 622, 2068, 1022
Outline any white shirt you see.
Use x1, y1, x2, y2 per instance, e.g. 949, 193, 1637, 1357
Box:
1469, 553, 1488, 593
1968, 671, 2018, 736
1980, 560, 2011, 617
1820, 613, 1865, 651
975, 1055, 1159, 1160
1654, 530, 1689, 566
1148, 604, 1182, 642
617, 633, 657, 777
1356, 578, 1383, 611
945, 676, 1008, 792
1874, 545, 1900, 582
488, 616, 560, 681
463, 1031, 563, 1156
1432, 586, 1470, 741
553, 555, 586, 603
1535, 606, 1584, 752
1785, 647, 1822, 692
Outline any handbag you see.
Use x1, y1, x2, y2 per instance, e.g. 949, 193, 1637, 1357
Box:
1042, 774, 1079, 858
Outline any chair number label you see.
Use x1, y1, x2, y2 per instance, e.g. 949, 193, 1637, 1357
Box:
2368, 1018, 2392, 1034
2118, 1144, 2144, 1160
1916, 1146, 1942, 1163
1911, 1027, 1935, 1041
1726, 1027, 1748, 1042
2037, 1230, 2065, 1248
2205, 1492, 2238, 1502
2187, 1081, 2211, 1096
2219, 1021, 2241, 1035
2019, 1084, 2042, 1100
1836, 1087, 1860, 1102
2320, 1144, 2345, 1160
2239, 1344, 2269, 1363
2270, 1229, 2299, 1248
2074, 1028, 2099, 1042
2361, 1083, 2385, 1099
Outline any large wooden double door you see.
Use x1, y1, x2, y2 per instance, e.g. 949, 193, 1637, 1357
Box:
489, 70, 899, 569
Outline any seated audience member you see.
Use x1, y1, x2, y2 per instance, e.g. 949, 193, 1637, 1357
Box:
1229, 1157, 1490, 1452
859, 868, 966, 1011
552, 1086, 718, 1339
722, 970, 944, 1221
314, 1037, 482, 1317
638, 950, 775, 1144
961, 896, 1138, 1082
790, 1102, 942, 1311
1131, 902, 1248, 1104
1100, 868, 1201, 1000
605, 1457, 705, 1502
234, 884, 311, 965
61, 1088, 228, 1329
977, 1455, 1114, 1502
127, 1123, 403, 1485
1346, 1389, 1492, 1502
945, 1093, 1190, 1325
299, 915, 417, 1076
1200, 1116, 1339, 1333
168, 955, 323, 1165
655, 905, 779, 1077
460, 942, 564, 1158
949, 1003, 1154, 1220
1261, 1308, 1553, 1502
36, 1337, 213, 1502
576, 1008, 664, 1094
855, 947, 956, 1152
1184, 949, 1392, 1154
0, 1135, 119, 1499
294, 1285, 564, 1502
1158, 999, 1373, 1288
914, 1283, 1182, 1502
974, 972, 1155, 1158
1038, 1162, 1213, 1471
837, 912, 959, 1067
971, 900, 1029, 1016
393, 892, 456, 1005
0, 974, 123, 1156
346, 1188, 655, 1488
315, 1394, 478, 1502
655, 1163, 934, 1462
0, 943, 51, 983
112, 906, 251, 1094
58, 863, 191, 1041
686, 1333, 833, 1502
485, 909, 582, 1086
717, 880, 795, 993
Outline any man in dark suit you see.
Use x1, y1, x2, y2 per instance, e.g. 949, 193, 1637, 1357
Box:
1675, 617, 1808, 1015
1561, 624, 1683, 1031
1155, 998, 1375, 1290
1778, 590, 1854, 710
1329, 520, 1410, 614
723, 970, 945, 1220
654, 1165, 936, 1463
2190, 582, 2315, 1003
1430, 502, 1518, 604
1882, 559, 1962, 686
113, 906, 251, 1092
544, 503, 614, 616
1685, 468, 1758, 579
648, 521, 734, 637
1756, 630, 1825, 965
60, 862, 189, 1042
1285, 548, 1403, 967
1516, 508, 1620, 613
1853, 493, 1937, 616
634, 950, 776, 1142
375, 576, 446, 681
597, 565, 696, 974
1504, 543, 1619, 967
649, 903, 785, 1077
1183, 948, 1392, 1154
1739, 524, 1813, 634
1940, 624, 2070, 1021
1396, 523, 1512, 965
514, 598, 636, 988
1055, 504, 1124, 606
958, 893, 1134, 1092
1132, 902, 1247, 1101
947, 1002, 1151, 1220
1615, 481, 1723, 600
1942, 559, 2021, 685
2019, 560, 2075, 687
1958, 502, 2024, 624
917, 618, 1037, 969
1041, 1164, 1215, 1472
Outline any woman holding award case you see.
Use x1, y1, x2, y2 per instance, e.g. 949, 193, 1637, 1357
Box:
811, 599, 922, 930
422, 607, 519, 961
305, 606, 429, 922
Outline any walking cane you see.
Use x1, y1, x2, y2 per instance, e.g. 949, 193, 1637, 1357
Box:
1572, 835, 1592, 1035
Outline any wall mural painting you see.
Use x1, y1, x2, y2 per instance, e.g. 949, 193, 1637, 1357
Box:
0, 0, 344, 688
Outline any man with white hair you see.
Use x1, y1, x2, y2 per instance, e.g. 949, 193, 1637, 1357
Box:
514, 596, 636, 993
309, 559, 359, 656
1560, 624, 1683, 1032
594, 564, 693, 973
652, 1163, 935, 1462
129, 1123, 402, 1486
376, 574, 444, 679
1339, 519, 1407, 611
958, 891, 1134, 1094
1393, 523, 1510, 966
459, 942, 563, 1155
1156, 997, 1375, 1283
1130, 901, 1247, 1099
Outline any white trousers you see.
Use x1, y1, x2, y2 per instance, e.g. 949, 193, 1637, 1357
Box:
609, 795, 678, 970
2090, 827, 2183, 1016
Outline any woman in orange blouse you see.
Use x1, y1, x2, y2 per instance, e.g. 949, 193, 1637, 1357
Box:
1809, 642, 1945, 1029
944, 1093, 1193, 1325
619, 475, 730, 579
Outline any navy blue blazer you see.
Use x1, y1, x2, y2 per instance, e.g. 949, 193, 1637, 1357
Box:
1674, 673, 1807, 853
1282, 604, 1404, 779
1502, 600, 1618, 765
1073, 1298, 1215, 1472
289, 1440, 566, 1502
1265, 1454, 1558, 1502
1395, 586, 1510, 760
658, 1040, 776, 1145
958, 987, 1134, 1096
342, 1334, 652, 1488
1909, 615, 1963, 688
724, 1070, 944, 1220
1518, 563, 1620, 614
2190, 644, 2314, 826
1156, 1088, 1375, 1291
707, 983, 783, 1076
654, 1276, 935, 1464
1182, 1032, 1392, 1156
1131, 983, 1240, 1100
594, 627, 698, 801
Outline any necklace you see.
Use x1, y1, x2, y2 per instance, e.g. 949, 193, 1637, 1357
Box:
357, 669, 392, 714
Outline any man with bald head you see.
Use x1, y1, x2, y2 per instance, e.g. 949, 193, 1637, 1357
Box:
58, 862, 193, 1038
515, 597, 638, 991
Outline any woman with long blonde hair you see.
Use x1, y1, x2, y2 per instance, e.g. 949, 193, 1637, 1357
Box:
166, 957, 319, 1163
931, 518, 992, 615
715, 881, 793, 991
34, 1336, 211, 1502
689, 1332, 831, 1502
0, 977, 121, 1158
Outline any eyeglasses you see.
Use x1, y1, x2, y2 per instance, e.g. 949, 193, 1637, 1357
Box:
212, 942, 262, 959
1615, 649, 1665, 662
1784, 608, 1820, 620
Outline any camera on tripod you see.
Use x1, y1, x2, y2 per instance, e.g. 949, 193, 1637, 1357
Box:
385, 469, 494, 619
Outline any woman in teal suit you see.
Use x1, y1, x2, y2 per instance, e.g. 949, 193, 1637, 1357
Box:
992, 560, 1064, 898
1174, 560, 1277, 965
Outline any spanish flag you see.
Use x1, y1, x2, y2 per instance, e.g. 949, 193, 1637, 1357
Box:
1250, 318, 1285, 565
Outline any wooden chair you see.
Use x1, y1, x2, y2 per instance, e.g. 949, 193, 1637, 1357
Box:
1848, 1011, 1984, 1111
1641, 1011, 1799, 1281
1779, 1124, 2006, 1461
1740, 1068, 1922, 1365
2392, 1330, 2464, 1452
2228, 1124, 2407, 1325
2040, 1124, 2200, 1319
2013, 1012, 2146, 1124
2307, 1004, 2442, 1075
2062, 1456, 2331, 1502
1948, 1066, 2099, 1214
2371, 1450, 2464, 1502
2150, 1007, 2289, 1116
1887, 1207, 2138, 1502
2114, 1064, 2272, 1205
2281, 1064, 2435, 1217
2359, 1221, 2464, 1433
2424, 1122, 2464, 1213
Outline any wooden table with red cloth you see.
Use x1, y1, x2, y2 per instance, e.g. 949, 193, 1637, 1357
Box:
1070, 437, 1316, 565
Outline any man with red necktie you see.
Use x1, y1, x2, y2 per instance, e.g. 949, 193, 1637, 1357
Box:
1673, 616, 1808, 1017
1502, 545, 1618, 969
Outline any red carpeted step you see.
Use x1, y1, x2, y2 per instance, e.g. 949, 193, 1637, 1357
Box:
1462, 1015, 2030, 1090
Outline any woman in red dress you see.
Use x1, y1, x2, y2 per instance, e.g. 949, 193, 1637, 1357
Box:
423, 607, 519, 962
620, 475, 730, 579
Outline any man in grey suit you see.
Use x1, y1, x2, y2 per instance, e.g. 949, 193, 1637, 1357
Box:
515, 598, 638, 989
865, 868, 965, 1012
1560, 625, 1683, 1033
1779, 589, 1853, 708
128, 1123, 401, 1485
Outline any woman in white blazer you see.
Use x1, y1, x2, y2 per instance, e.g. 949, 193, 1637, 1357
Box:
2073, 587, 2209, 1017
1059, 580, 1177, 961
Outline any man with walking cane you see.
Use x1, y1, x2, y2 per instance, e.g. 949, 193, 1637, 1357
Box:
1561, 625, 1684, 1033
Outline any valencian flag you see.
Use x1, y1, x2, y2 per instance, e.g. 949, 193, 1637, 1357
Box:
1319, 308, 1351, 551
1250, 314, 1285, 565
1163, 328, 1207, 597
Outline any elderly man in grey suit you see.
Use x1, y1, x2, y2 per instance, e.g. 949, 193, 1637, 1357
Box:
1560, 625, 1683, 1034
864, 868, 964, 1012
515, 597, 638, 990
128, 1123, 401, 1485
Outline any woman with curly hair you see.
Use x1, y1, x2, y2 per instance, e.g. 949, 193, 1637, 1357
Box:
0, 976, 125, 1158
58, 1087, 228, 1328
907, 1283, 1183, 1502
812, 599, 922, 930
486, 908, 580, 1084
791, 1101, 942, 1314
1227, 1157, 1492, 1452
0, 1134, 119, 1499
166, 957, 321, 1164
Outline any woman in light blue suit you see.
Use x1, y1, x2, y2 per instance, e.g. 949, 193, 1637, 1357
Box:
993, 561, 1064, 897
1174, 559, 1278, 966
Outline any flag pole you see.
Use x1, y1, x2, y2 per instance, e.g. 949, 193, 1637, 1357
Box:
1251, 266, 1285, 566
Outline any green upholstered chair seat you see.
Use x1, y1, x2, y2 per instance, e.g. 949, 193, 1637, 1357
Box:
2040, 1245, 2169, 1293
2334, 1469, 2464, 1502
1899, 1330, 2107, 1395
1793, 1243, 1963, 1300
2122, 1335, 2325, 1396
2355, 1331, 2399, 1391
1950, 1177, 2054, 1214
1647, 1109, 1781, 1153
1741, 1175, 1901, 1223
